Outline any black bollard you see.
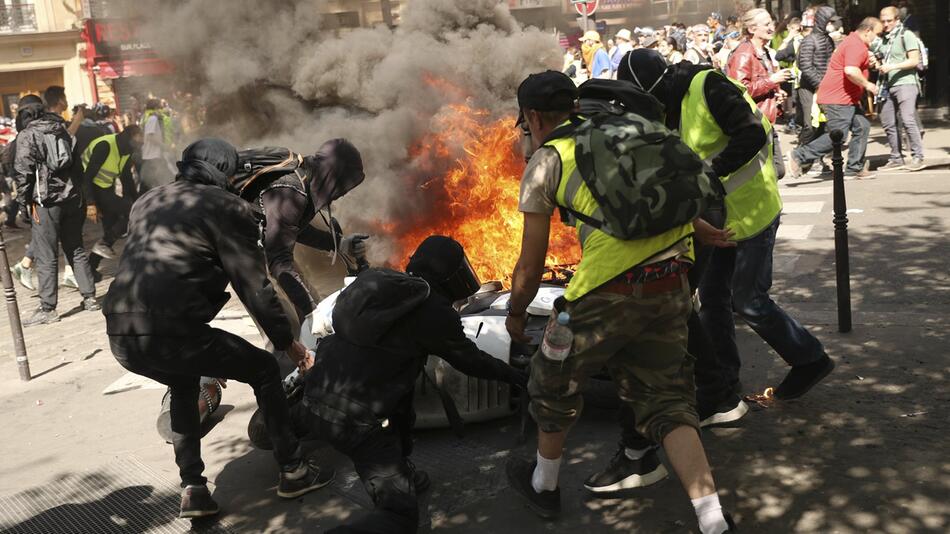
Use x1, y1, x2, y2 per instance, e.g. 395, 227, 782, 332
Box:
830, 130, 852, 333
0, 223, 31, 380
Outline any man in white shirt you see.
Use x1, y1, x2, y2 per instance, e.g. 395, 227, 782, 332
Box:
139, 98, 173, 193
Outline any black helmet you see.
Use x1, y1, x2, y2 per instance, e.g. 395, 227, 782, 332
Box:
406, 236, 481, 302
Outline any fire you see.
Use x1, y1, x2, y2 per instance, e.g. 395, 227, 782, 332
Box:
381, 103, 581, 283
744, 386, 776, 408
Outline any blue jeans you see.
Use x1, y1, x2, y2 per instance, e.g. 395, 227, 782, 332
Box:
793, 103, 870, 173
698, 217, 826, 394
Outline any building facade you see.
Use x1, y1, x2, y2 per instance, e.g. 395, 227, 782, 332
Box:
0, 0, 92, 118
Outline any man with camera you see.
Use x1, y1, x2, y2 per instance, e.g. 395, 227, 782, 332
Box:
872, 5, 925, 172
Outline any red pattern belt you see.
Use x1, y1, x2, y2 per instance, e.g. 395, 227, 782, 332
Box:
595, 272, 688, 297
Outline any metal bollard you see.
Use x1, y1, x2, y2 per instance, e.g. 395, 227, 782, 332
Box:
0, 224, 31, 380
830, 130, 852, 333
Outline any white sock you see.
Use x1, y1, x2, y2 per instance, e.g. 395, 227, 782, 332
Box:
530, 451, 561, 493
624, 446, 652, 461
692, 493, 729, 534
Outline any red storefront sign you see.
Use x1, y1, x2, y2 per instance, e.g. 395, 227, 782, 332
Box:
81, 19, 173, 78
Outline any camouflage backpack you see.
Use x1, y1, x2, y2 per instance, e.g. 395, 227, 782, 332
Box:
551, 110, 720, 241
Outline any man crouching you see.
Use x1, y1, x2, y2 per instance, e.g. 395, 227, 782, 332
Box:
103, 139, 332, 519
258, 236, 527, 533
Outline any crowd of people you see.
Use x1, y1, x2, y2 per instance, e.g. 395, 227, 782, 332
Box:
0, 2, 933, 534
564, 2, 929, 177
0, 88, 188, 325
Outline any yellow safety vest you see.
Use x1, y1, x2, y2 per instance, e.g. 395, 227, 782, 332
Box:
544, 132, 694, 302
679, 70, 782, 241
141, 109, 174, 146
82, 134, 131, 189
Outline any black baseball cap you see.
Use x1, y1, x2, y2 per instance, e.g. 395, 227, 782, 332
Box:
516, 70, 578, 125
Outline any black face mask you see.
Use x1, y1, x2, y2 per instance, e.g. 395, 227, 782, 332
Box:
619, 49, 670, 97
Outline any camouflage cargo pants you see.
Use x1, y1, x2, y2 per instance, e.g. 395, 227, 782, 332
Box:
528, 275, 699, 443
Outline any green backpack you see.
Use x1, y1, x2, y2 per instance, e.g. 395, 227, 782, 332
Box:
551, 110, 720, 241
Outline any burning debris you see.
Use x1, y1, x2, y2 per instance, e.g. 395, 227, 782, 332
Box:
135, 0, 565, 278
377, 102, 580, 282
744, 387, 776, 408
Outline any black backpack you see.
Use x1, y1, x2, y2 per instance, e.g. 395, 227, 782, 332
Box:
232, 147, 305, 201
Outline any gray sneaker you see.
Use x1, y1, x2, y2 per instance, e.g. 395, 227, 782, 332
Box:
879, 160, 905, 171
24, 308, 60, 327
92, 241, 116, 259
905, 157, 925, 172
12, 261, 35, 291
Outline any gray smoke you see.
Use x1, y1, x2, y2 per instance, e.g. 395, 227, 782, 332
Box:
137, 0, 561, 264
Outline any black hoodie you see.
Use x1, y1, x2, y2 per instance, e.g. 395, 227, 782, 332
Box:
304, 268, 524, 419
103, 138, 294, 350
259, 139, 366, 321
798, 6, 837, 92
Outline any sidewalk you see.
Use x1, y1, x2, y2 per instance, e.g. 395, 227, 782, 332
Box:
1, 122, 948, 533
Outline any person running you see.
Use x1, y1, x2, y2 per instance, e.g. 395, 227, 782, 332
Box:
504, 70, 735, 534
789, 18, 884, 180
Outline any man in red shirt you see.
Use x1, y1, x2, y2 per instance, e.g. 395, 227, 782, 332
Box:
789, 17, 883, 179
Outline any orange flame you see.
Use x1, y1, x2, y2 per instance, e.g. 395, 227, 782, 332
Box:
744, 386, 776, 408
379, 103, 580, 283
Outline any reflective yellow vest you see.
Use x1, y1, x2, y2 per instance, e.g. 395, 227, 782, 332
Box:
82, 134, 131, 189
679, 70, 782, 241
141, 109, 174, 146
544, 131, 694, 302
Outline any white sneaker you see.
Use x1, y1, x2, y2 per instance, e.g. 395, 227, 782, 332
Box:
92, 241, 116, 259
62, 265, 78, 289
12, 261, 35, 291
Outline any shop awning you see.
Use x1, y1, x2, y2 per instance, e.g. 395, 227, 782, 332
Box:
95, 58, 174, 79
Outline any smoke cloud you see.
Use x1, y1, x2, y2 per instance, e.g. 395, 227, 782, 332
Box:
137, 0, 562, 265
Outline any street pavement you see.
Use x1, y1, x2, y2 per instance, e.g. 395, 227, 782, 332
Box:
0, 121, 948, 533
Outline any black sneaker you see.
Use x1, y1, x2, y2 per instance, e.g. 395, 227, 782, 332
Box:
82, 297, 101, 312
179, 484, 219, 519
24, 308, 60, 327
277, 460, 334, 499
774, 355, 835, 400
698, 394, 749, 428
505, 457, 560, 519
584, 444, 668, 493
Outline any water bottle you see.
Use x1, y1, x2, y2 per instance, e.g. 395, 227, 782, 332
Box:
541, 299, 573, 362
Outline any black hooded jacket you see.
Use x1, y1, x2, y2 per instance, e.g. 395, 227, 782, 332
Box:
798, 6, 837, 92
13, 106, 78, 205
304, 269, 524, 420
259, 139, 365, 321
103, 139, 294, 350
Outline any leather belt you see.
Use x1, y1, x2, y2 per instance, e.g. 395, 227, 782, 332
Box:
595, 272, 689, 297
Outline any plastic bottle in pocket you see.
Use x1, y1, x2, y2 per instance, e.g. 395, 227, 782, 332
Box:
541, 300, 573, 361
